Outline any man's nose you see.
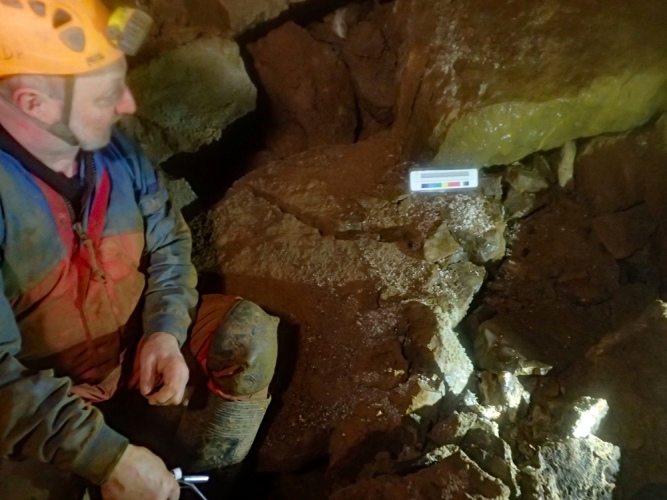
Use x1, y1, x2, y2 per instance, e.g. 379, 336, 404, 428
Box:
116, 86, 136, 116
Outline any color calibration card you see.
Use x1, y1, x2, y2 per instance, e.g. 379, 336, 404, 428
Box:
409, 168, 479, 193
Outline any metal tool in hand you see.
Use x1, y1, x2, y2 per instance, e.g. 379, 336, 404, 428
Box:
172, 468, 209, 500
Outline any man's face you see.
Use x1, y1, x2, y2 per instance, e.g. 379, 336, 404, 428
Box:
68, 57, 136, 151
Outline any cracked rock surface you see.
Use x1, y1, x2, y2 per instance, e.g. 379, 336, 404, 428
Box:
208, 132, 492, 475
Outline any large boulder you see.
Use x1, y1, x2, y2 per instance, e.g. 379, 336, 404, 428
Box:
121, 37, 257, 164
389, 0, 667, 166
247, 21, 358, 160
208, 133, 505, 473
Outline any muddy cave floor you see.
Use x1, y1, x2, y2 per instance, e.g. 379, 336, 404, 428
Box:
173, 171, 667, 499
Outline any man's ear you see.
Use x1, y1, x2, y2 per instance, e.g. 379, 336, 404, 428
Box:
13, 87, 57, 122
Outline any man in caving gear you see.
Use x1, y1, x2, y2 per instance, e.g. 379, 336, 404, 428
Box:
0, 1, 277, 498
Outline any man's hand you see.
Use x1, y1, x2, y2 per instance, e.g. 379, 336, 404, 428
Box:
136, 332, 189, 405
101, 444, 180, 500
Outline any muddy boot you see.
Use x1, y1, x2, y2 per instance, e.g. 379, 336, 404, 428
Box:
176, 390, 271, 472
207, 300, 279, 396
176, 299, 278, 472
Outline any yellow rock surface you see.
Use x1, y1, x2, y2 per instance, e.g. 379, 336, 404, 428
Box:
396, 0, 667, 167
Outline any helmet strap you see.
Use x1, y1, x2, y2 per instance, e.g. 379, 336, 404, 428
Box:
0, 75, 79, 147
46, 75, 79, 147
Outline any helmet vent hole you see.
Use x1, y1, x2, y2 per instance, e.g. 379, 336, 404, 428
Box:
0, 0, 23, 9
59, 26, 85, 52
28, 1, 45, 16
52, 8, 72, 28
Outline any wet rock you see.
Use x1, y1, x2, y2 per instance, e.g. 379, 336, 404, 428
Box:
520, 437, 620, 500
248, 22, 357, 159
209, 134, 490, 472
330, 448, 511, 500
122, 37, 256, 163
188, 211, 216, 274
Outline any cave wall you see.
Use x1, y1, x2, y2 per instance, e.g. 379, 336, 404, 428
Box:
118, 0, 667, 498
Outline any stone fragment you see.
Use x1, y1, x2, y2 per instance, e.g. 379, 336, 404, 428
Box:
503, 189, 539, 221
403, 301, 476, 399
520, 397, 609, 444
122, 37, 256, 163
562, 397, 609, 439
474, 318, 552, 376
412, 444, 458, 468
461, 428, 521, 497
429, 411, 478, 447
591, 204, 657, 259
505, 163, 550, 194
557, 141, 577, 188
445, 191, 506, 263
218, 0, 308, 35
520, 437, 620, 500
478, 371, 530, 423
165, 177, 197, 212
423, 222, 462, 263
248, 22, 357, 159
330, 449, 511, 500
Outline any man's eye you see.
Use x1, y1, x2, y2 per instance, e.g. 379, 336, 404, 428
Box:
98, 88, 124, 106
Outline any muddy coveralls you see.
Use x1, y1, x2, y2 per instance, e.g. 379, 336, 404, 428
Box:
0, 126, 276, 498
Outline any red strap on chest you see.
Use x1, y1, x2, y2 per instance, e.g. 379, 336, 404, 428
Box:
87, 168, 111, 245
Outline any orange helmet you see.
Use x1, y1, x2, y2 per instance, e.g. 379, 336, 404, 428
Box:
0, 0, 150, 77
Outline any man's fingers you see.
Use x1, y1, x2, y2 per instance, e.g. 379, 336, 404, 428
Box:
169, 481, 181, 500
147, 384, 176, 405
147, 359, 189, 405
140, 355, 157, 396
